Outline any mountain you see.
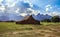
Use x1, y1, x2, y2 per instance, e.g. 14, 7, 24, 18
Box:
0, 13, 24, 21
0, 13, 52, 21
32, 13, 52, 21
8, 13, 24, 21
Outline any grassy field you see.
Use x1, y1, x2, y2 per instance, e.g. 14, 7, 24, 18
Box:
0, 22, 60, 37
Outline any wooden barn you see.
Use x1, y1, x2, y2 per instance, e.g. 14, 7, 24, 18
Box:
16, 15, 40, 24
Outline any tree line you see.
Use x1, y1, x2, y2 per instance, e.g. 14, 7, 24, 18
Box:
41, 16, 60, 22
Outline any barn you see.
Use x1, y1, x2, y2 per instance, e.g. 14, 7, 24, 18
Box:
16, 15, 40, 24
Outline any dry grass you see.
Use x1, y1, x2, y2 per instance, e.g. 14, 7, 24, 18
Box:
0, 22, 60, 37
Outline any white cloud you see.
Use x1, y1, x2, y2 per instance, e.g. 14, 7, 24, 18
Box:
22, 0, 33, 7
46, 5, 51, 8
45, 7, 49, 11
29, 3, 33, 7
5, 0, 17, 7
45, 5, 52, 12
15, 8, 20, 13
4, 7, 16, 14
27, 8, 40, 15
10, 2, 16, 7
19, 13, 27, 17
52, 12, 60, 16
0, 5, 5, 12
34, 10, 40, 15
48, 12, 60, 16
17, 8, 40, 16
0, 0, 3, 2
6, 0, 15, 3
0, 0, 3, 6
0, 0, 40, 17
6, 0, 11, 3
6, 3, 15, 7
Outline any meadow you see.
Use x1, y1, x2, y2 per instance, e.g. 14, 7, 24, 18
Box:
0, 22, 60, 37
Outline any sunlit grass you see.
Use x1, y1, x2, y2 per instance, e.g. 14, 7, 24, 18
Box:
0, 22, 60, 32
41, 22, 60, 26
0, 22, 60, 37
0, 22, 38, 32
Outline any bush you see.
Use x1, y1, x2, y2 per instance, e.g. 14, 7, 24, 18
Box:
51, 16, 60, 22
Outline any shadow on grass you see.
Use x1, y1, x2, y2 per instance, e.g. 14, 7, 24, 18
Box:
16, 23, 42, 25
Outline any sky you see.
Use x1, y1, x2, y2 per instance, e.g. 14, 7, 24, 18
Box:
0, 0, 60, 19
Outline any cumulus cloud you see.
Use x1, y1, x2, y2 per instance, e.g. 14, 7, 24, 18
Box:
14, 1, 40, 16
17, 8, 40, 17
0, 0, 40, 17
48, 12, 60, 16
8, 2, 16, 7
52, 12, 60, 16
45, 5, 52, 12
5, 0, 17, 7
0, 5, 5, 12
0, 0, 3, 3
15, 8, 20, 13
22, 0, 33, 7
19, 0, 33, 8
19, 13, 27, 17
45, 7, 49, 11
26, 8, 40, 15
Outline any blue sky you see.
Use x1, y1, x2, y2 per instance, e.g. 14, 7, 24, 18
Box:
0, 0, 60, 16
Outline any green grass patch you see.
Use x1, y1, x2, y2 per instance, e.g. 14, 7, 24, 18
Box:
0, 22, 60, 33
0, 22, 35, 32
0, 22, 60, 37
41, 22, 60, 26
